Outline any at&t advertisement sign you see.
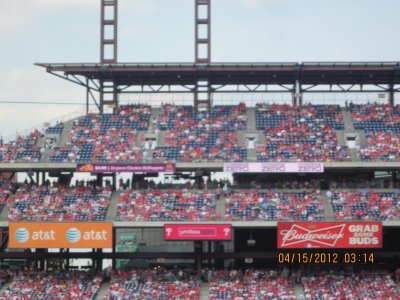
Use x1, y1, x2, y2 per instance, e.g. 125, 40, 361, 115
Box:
9, 222, 112, 249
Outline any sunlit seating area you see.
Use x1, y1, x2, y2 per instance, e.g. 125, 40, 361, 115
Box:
225, 190, 324, 221
256, 104, 350, 162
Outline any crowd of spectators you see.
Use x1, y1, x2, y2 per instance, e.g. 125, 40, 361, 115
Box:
232, 176, 322, 189
351, 103, 400, 161
153, 104, 247, 162
301, 271, 400, 299
360, 132, 400, 161
330, 177, 390, 189
50, 104, 151, 163
45, 122, 64, 135
225, 190, 324, 221
0, 270, 11, 291
116, 189, 218, 221
0, 130, 42, 163
7, 181, 112, 221
0, 181, 12, 208
329, 189, 400, 221
0, 271, 102, 300
256, 104, 350, 162
0, 268, 398, 300
104, 268, 200, 300
7, 102, 400, 164
208, 269, 297, 300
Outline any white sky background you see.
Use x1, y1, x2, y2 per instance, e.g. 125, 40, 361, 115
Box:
1, 0, 400, 138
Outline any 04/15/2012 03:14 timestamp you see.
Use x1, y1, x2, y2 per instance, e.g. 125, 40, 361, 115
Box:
278, 252, 375, 264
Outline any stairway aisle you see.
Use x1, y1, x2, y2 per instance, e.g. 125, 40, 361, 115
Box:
199, 282, 210, 300
106, 191, 120, 221
95, 282, 110, 300
294, 283, 304, 299
322, 192, 335, 221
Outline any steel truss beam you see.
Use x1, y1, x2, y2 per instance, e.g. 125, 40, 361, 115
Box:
300, 83, 399, 93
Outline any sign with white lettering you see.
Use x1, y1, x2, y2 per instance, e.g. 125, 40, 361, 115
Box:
223, 162, 324, 173
9, 222, 112, 248
277, 222, 382, 249
77, 163, 175, 173
164, 224, 232, 241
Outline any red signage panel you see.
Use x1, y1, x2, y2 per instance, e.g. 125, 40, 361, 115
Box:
164, 224, 232, 241
277, 222, 382, 249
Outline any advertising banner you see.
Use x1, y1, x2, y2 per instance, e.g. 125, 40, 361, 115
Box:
277, 222, 382, 249
9, 222, 113, 249
164, 224, 232, 241
116, 232, 139, 269
223, 162, 323, 173
77, 163, 176, 173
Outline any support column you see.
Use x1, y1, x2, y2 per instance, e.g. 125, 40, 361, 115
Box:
194, 241, 203, 279
194, 0, 211, 112
100, 80, 118, 114
112, 227, 117, 270
294, 80, 303, 106
291, 91, 297, 106
96, 249, 102, 271
100, 0, 118, 113
195, 79, 211, 112
86, 79, 90, 115
100, 0, 118, 63
388, 84, 395, 106
195, 0, 211, 64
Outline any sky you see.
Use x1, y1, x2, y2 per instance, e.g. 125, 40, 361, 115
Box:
1, 0, 400, 138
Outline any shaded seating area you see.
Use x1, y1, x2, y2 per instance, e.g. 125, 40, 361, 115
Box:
301, 272, 400, 299
225, 190, 324, 221
0, 272, 102, 300
331, 190, 400, 221
7, 183, 111, 222
104, 268, 200, 300
209, 269, 297, 300
116, 189, 217, 221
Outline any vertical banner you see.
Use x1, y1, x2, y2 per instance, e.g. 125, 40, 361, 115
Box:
116, 232, 139, 269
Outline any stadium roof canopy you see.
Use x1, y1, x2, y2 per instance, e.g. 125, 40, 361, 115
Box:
36, 61, 400, 87
36, 61, 400, 111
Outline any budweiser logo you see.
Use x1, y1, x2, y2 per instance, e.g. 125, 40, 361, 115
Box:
280, 224, 346, 247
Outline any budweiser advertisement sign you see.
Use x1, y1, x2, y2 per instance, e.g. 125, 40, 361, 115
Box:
77, 163, 175, 173
164, 224, 232, 241
277, 222, 382, 249
223, 162, 323, 173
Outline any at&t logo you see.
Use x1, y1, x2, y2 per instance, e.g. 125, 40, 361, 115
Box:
15, 228, 30, 243
66, 228, 81, 243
